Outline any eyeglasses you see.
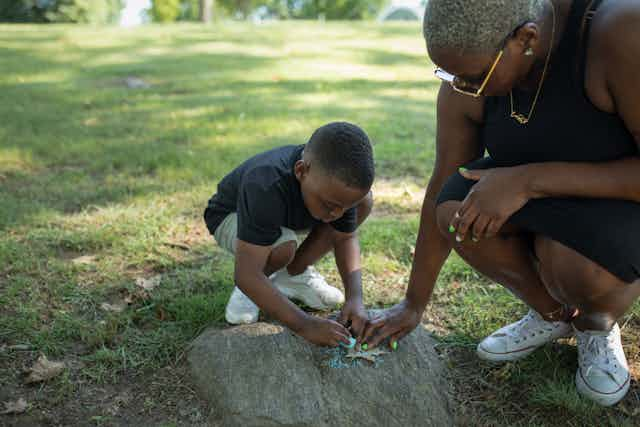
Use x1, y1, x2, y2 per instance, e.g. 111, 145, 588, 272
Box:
434, 49, 504, 98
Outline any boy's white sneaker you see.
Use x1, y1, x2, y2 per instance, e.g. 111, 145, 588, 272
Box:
271, 266, 345, 310
575, 323, 630, 406
225, 287, 259, 324
477, 309, 573, 362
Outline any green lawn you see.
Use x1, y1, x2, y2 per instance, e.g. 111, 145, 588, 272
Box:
1, 22, 639, 426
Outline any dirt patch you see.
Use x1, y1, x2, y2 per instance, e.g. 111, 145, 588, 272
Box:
0, 348, 208, 427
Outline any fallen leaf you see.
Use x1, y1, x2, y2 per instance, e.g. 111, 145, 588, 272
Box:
135, 275, 162, 291
7, 344, 32, 351
71, 255, 96, 266
345, 346, 389, 363
25, 355, 65, 384
121, 287, 149, 305
1, 398, 27, 415
100, 302, 126, 313
162, 241, 190, 251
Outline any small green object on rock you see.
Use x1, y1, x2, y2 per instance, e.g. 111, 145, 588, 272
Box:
340, 337, 357, 349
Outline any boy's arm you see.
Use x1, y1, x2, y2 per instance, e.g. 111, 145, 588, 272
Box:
235, 239, 351, 347
332, 230, 368, 341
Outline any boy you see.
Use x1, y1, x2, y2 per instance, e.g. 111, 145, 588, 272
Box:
204, 122, 374, 347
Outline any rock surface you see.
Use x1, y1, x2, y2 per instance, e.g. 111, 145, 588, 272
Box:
188, 314, 453, 427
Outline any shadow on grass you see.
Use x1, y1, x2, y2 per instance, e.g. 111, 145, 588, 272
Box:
1, 36, 440, 230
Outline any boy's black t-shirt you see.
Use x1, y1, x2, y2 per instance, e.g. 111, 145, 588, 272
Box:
204, 145, 358, 246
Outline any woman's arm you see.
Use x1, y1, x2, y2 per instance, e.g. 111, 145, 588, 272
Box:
450, 5, 640, 242
362, 83, 485, 348
523, 2, 640, 202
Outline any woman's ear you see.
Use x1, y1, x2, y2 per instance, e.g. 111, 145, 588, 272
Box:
512, 22, 540, 55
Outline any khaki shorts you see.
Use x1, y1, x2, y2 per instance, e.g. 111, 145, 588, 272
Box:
213, 213, 298, 254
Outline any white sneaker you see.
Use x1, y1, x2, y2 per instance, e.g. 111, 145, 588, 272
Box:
271, 266, 345, 310
225, 287, 259, 324
477, 309, 573, 362
575, 324, 630, 406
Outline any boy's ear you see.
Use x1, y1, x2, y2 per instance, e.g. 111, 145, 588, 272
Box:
294, 160, 308, 180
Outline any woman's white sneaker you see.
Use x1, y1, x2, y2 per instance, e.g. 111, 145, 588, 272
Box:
477, 309, 573, 362
225, 287, 259, 324
575, 323, 630, 406
271, 266, 345, 310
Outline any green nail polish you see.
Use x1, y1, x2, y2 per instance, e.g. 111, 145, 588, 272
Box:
448, 225, 456, 233
361, 343, 368, 350
459, 167, 468, 173
391, 341, 398, 350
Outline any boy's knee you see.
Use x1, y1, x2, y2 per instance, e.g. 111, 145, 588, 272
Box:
436, 201, 460, 239
267, 237, 297, 273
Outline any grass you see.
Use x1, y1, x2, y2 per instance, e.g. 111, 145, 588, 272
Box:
1, 21, 639, 426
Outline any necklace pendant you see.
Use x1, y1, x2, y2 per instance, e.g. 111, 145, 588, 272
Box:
511, 112, 529, 125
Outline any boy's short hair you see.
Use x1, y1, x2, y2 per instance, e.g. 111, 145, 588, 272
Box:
306, 122, 374, 190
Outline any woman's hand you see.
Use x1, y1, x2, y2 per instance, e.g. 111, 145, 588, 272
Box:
450, 166, 531, 242
361, 300, 423, 349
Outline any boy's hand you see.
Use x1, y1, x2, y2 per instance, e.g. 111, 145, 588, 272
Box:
338, 299, 369, 342
298, 316, 352, 347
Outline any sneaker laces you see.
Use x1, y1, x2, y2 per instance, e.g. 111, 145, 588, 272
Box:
502, 310, 557, 344
577, 330, 623, 386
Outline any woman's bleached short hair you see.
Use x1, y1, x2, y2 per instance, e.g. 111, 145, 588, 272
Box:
423, 0, 547, 54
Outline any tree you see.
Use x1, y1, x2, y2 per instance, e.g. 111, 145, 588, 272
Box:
1, 0, 123, 23
216, 0, 260, 19
199, 0, 213, 22
151, 0, 181, 22
263, 0, 386, 20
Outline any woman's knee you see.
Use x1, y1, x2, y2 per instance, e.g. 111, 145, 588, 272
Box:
435, 201, 460, 240
534, 236, 631, 310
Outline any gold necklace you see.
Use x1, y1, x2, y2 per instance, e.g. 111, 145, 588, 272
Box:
510, 3, 556, 125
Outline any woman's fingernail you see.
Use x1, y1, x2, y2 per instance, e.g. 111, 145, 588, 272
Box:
455, 235, 463, 242
472, 237, 479, 243
459, 167, 468, 173
361, 343, 368, 350
448, 225, 455, 233
391, 341, 398, 350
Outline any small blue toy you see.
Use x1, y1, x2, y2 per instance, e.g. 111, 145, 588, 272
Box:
340, 337, 357, 349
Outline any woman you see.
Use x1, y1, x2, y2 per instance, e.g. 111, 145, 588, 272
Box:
362, 0, 640, 406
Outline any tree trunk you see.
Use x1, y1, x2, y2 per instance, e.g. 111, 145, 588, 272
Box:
200, 0, 213, 23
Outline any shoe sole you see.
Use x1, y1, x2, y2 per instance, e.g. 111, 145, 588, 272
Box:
476, 344, 538, 362
575, 369, 630, 407
476, 331, 574, 363
225, 312, 259, 325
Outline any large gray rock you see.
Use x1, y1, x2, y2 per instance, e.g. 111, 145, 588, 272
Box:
188, 315, 453, 427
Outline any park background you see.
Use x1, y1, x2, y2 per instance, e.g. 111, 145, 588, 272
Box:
1, 0, 640, 425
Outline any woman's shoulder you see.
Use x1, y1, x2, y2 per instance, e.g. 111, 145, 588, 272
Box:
436, 82, 485, 125
582, 0, 640, 113
591, 0, 640, 53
